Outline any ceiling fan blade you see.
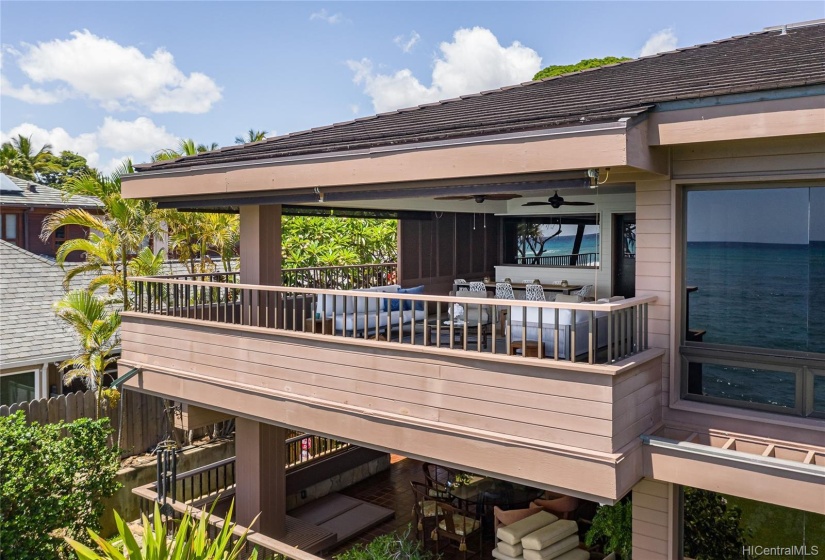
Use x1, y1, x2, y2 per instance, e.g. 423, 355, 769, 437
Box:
483, 194, 523, 201
562, 201, 595, 206
434, 195, 474, 200
522, 201, 553, 206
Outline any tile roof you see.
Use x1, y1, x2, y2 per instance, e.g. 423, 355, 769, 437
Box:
0, 240, 91, 367
0, 174, 101, 209
137, 22, 825, 173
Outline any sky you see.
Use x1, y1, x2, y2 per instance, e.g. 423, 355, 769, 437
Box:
1, 1, 823, 174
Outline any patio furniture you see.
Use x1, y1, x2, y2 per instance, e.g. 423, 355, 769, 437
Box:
573, 284, 594, 300
410, 480, 441, 544
525, 283, 546, 302
426, 318, 490, 349
422, 463, 460, 501
454, 279, 470, 292
509, 340, 540, 357
315, 284, 426, 337
468, 281, 486, 292
431, 501, 482, 560
495, 281, 515, 300
532, 493, 580, 520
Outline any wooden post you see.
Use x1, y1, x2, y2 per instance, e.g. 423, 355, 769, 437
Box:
239, 205, 282, 327
235, 417, 287, 537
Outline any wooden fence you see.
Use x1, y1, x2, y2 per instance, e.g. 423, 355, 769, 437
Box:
0, 389, 198, 458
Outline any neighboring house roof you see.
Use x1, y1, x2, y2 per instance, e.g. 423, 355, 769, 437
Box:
0, 240, 90, 369
137, 22, 825, 173
0, 174, 101, 209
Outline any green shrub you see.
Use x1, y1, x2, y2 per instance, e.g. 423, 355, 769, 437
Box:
585, 498, 632, 559
334, 526, 436, 560
683, 488, 752, 559
0, 411, 120, 559
66, 500, 257, 560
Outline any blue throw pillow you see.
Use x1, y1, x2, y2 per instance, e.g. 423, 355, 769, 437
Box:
400, 285, 425, 311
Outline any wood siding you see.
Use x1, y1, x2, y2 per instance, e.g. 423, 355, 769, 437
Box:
398, 212, 500, 295
632, 479, 676, 559
635, 179, 673, 414
119, 313, 664, 501
671, 134, 825, 179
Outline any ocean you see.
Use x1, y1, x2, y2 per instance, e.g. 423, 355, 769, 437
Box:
686, 241, 825, 409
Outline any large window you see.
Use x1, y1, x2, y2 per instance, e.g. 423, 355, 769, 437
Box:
682, 186, 825, 415
2, 213, 18, 241
0, 370, 37, 406
502, 215, 600, 267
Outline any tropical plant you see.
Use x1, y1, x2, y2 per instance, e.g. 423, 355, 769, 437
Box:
585, 498, 632, 559
235, 128, 268, 144
0, 411, 120, 560
533, 56, 631, 81
152, 138, 219, 161
0, 134, 59, 181
334, 525, 434, 560
39, 150, 97, 188
683, 488, 752, 559
53, 290, 121, 417
162, 210, 239, 274
41, 159, 160, 309
66, 500, 257, 560
282, 216, 397, 269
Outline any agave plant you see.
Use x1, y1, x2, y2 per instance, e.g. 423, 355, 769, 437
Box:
66, 500, 258, 560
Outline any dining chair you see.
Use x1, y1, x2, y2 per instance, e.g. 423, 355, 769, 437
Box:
574, 284, 594, 299
422, 462, 459, 502
431, 500, 482, 560
410, 480, 441, 545
494, 282, 515, 300
525, 283, 546, 301
454, 279, 469, 293
468, 281, 486, 293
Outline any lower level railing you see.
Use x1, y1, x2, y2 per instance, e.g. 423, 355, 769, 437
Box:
129, 276, 655, 365
286, 432, 350, 467
515, 252, 599, 267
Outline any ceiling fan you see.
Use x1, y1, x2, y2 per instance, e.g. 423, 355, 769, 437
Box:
434, 194, 522, 203
522, 191, 595, 208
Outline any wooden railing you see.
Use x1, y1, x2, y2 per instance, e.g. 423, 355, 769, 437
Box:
282, 263, 397, 290
285, 433, 350, 467
129, 276, 655, 365
149, 263, 397, 291
515, 252, 599, 267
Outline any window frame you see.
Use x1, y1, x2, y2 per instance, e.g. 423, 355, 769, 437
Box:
501, 213, 601, 269
679, 183, 825, 417
0, 369, 40, 407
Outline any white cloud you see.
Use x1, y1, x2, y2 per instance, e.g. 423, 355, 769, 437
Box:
394, 31, 421, 53
97, 116, 177, 153
310, 9, 345, 24
2, 30, 222, 113
640, 28, 678, 57
1, 117, 179, 172
348, 27, 541, 113
349, 104, 360, 115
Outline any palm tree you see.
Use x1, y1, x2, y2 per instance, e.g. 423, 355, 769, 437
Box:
162, 210, 239, 274
152, 138, 218, 162
41, 160, 160, 310
0, 135, 58, 180
53, 290, 121, 418
234, 128, 268, 144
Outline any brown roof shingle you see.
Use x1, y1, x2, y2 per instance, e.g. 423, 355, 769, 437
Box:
136, 22, 825, 173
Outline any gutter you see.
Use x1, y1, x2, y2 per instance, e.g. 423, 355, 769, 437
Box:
124, 119, 632, 181
642, 434, 825, 479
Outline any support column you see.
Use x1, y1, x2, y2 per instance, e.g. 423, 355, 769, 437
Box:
632, 478, 680, 559
239, 205, 282, 327
239, 205, 282, 286
235, 417, 287, 537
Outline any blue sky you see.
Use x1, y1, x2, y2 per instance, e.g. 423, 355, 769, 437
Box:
2, 1, 823, 173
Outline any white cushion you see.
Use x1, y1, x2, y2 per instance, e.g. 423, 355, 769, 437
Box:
554, 294, 583, 303
522, 534, 578, 560
521, 520, 578, 551
496, 511, 557, 545
492, 549, 523, 560
553, 549, 589, 560
497, 541, 524, 557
